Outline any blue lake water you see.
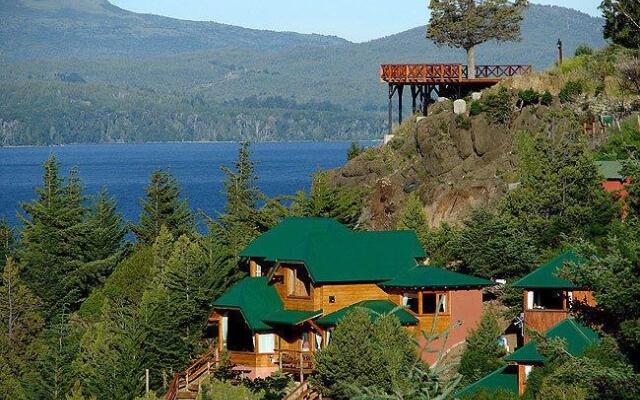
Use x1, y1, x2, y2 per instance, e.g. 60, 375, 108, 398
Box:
0, 142, 374, 228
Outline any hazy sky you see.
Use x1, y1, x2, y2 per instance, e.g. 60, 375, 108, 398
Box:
110, 0, 602, 43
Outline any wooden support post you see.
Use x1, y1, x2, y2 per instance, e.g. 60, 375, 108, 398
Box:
398, 85, 404, 125
388, 84, 393, 135
557, 39, 563, 65
411, 85, 417, 114
145, 369, 149, 395
299, 340, 304, 382
278, 336, 283, 370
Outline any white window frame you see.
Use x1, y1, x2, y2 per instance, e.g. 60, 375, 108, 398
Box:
258, 333, 275, 354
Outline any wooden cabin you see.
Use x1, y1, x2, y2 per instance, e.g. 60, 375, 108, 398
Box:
511, 251, 595, 340
207, 217, 494, 379
456, 251, 599, 398
597, 160, 629, 196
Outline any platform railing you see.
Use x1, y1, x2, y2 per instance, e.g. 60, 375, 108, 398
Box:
380, 63, 532, 83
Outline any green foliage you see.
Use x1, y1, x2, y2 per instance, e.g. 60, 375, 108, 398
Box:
597, 115, 640, 159
0, 219, 13, 263
427, 0, 527, 77
501, 133, 617, 248
469, 100, 482, 116
517, 88, 540, 107
558, 80, 584, 103
132, 170, 195, 245
601, 0, 640, 49
290, 172, 363, 228
213, 142, 279, 254
347, 141, 363, 160
574, 44, 594, 57
450, 209, 537, 279
198, 378, 263, 400
311, 308, 419, 399
242, 372, 291, 400
85, 190, 127, 260
455, 114, 472, 130
540, 90, 553, 106
480, 87, 515, 124
458, 310, 507, 384
396, 193, 430, 250
617, 57, 640, 95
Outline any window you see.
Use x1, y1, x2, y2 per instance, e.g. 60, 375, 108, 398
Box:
287, 265, 311, 298
255, 263, 262, 277
421, 292, 449, 315
403, 293, 419, 314
258, 333, 275, 354
531, 289, 565, 310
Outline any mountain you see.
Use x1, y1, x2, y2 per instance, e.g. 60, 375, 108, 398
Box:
0, 0, 348, 59
0, 1, 608, 145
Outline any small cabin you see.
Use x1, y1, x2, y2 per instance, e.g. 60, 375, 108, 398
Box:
597, 160, 630, 197
511, 251, 595, 339
207, 217, 494, 379
457, 250, 598, 398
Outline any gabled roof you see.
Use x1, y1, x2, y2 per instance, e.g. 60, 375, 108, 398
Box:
211, 277, 283, 332
511, 250, 584, 289
504, 318, 600, 363
315, 300, 419, 327
381, 266, 495, 289
596, 160, 625, 181
240, 217, 425, 284
454, 365, 519, 399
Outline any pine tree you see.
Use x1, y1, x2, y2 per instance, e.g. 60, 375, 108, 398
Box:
347, 141, 363, 161
601, 0, 640, 49
132, 170, 194, 245
215, 142, 274, 254
427, 0, 528, 78
0, 219, 13, 262
19, 155, 90, 316
396, 193, 430, 250
85, 190, 127, 261
458, 309, 506, 384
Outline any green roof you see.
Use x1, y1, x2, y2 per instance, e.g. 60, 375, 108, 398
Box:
504, 318, 600, 363
381, 266, 495, 289
596, 160, 625, 181
455, 365, 519, 398
211, 277, 283, 332
240, 217, 425, 284
511, 250, 584, 289
315, 300, 419, 327
263, 309, 323, 326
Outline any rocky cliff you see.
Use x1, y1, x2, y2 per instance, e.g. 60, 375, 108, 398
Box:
329, 94, 596, 230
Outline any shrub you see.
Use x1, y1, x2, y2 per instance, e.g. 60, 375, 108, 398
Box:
311, 308, 419, 399
199, 379, 262, 400
574, 44, 594, 57
347, 141, 363, 160
518, 89, 540, 107
559, 80, 584, 103
540, 91, 553, 106
480, 87, 514, 124
618, 58, 640, 95
469, 100, 482, 116
459, 310, 507, 384
455, 114, 472, 129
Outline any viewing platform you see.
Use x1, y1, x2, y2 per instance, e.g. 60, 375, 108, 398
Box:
381, 63, 532, 133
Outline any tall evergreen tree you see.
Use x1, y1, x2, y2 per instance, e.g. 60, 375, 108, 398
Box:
85, 190, 127, 261
396, 193, 430, 250
214, 142, 275, 254
601, 0, 640, 49
0, 219, 13, 262
458, 310, 506, 384
18, 156, 89, 316
132, 170, 194, 245
427, 0, 528, 78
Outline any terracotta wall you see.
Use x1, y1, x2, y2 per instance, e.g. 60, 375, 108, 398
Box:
415, 289, 483, 365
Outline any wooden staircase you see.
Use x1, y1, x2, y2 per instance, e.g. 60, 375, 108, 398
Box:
165, 349, 220, 400
283, 380, 322, 400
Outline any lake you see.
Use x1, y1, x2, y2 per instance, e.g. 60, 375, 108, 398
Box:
0, 142, 374, 227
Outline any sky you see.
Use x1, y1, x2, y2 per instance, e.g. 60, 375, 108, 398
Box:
110, 0, 602, 43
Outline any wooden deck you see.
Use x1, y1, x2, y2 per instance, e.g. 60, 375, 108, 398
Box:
380, 64, 532, 85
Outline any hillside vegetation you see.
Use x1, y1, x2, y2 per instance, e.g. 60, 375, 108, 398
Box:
0, 1, 607, 145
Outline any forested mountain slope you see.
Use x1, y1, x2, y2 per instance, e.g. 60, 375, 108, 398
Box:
0, 1, 608, 145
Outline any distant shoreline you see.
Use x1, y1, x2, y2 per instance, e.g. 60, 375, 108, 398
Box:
0, 139, 382, 149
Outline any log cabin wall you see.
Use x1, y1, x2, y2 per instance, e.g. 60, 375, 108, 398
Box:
318, 283, 391, 314
272, 263, 320, 311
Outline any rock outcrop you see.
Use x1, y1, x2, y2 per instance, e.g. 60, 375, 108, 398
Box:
329, 99, 587, 230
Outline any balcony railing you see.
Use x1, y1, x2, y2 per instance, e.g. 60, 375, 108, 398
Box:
380, 64, 533, 83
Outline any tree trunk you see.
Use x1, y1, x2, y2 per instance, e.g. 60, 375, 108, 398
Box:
466, 46, 476, 79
